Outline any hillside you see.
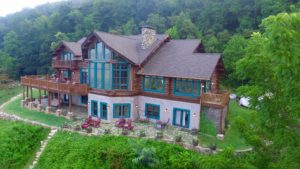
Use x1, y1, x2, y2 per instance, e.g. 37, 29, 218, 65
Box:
0, 0, 299, 78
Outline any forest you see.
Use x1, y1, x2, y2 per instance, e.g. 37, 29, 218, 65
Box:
0, 0, 300, 168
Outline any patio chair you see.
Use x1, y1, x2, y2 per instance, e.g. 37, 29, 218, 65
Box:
93, 118, 101, 128
115, 118, 126, 128
126, 119, 134, 130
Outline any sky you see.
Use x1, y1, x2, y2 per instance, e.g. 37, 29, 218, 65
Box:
0, 0, 63, 17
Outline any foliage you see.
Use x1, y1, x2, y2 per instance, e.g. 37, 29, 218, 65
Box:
199, 101, 255, 149
131, 140, 159, 168
200, 111, 217, 136
0, 85, 21, 106
0, 0, 298, 79
235, 12, 300, 168
35, 131, 255, 169
0, 119, 50, 169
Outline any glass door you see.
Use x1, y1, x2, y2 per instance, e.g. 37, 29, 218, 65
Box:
100, 102, 108, 120
173, 108, 190, 128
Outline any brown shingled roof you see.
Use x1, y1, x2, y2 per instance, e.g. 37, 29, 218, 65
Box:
138, 40, 221, 80
62, 41, 82, 56
92, 31, 169, 65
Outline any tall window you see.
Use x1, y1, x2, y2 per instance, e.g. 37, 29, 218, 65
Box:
145, 104, 160, 120
143, 76, 165, 93
91, 100, 98, 117
112, 63, 129, 90
204, 80, 212, 93
88, 53, 129, 90
80, 68, 88, 84
63, 70, 71, 79
113, 104, 130, 118
61, 51, 73, 60
174, 78, 201, 97
88, 41, 111, 60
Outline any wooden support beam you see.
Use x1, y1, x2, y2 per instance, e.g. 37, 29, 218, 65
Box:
58, 93, 61, 109
30, 87, 33, 100
68, 95, 72, 112
26, 86, 29, 98
39, 89, 41, 104
22, 86, 25, 100
48, 91, 51, 106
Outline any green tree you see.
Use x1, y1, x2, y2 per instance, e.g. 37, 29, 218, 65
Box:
2, 31, 20, 56
50, 32, 69, 50
235, 13, 300, 168
223, 34, 248, 86
165, 26, 179, 39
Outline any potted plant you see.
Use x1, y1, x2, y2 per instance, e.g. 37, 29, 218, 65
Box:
104, 129, 111, 134
86, 127, 92, 133
192, 138, 199, 146
139, 130, 146, 137
155, 131, 163, 139
174, 135, 182, 143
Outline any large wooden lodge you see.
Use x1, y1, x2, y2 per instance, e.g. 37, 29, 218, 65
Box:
21, 26, 229, 133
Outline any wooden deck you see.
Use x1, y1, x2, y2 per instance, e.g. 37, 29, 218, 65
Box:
52, 60, 78, 69
21, 75, 88, 96
201, 92, 230, 108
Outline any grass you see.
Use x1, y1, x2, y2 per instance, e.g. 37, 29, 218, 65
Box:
199, 100, 257, 149
1, 89, 71, 127
35, 131, 249, 169
0, 85, 21, 105
2, 97, 71, 127
0, 119, 50, 169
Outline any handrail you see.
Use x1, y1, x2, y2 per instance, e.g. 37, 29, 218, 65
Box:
21, 75, 88, 95
52, 60, 77, 69
201, 92, 230, 107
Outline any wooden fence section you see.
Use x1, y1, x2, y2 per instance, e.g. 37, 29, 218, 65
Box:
201, 92, 230, 108
21, 76, 88, 95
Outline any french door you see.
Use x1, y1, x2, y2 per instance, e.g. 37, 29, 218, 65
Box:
173, 108, 190, 128
100, 102, 108, 120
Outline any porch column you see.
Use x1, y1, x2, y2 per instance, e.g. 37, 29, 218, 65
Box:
26, 86, 29, 98
68, 94, 72, 112
30, 87, 33, 100
48, 91, 51, 106
58, 93, 61, 108
38, 89, 41, 104
22, 86, 25, 100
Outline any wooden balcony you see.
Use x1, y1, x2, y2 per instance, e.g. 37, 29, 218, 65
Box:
52, 60, 78, 69
201, 92, 230, 108
21, 75, 88, 96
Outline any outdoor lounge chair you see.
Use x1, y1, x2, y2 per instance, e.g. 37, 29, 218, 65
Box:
115, 118, 126, 128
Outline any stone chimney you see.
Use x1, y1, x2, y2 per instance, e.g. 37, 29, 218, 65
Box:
141, 26, 156, 49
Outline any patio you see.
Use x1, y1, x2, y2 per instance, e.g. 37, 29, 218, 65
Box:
71, 118, 200, 147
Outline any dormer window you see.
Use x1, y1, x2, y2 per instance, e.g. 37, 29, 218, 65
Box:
61, 51, 73, 60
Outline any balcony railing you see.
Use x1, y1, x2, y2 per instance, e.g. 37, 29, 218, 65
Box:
21, 75, 88, 95
201, 92, 230, 108
52, 60, 77, 69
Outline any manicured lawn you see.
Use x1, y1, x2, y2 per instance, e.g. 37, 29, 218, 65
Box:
199, 100, 257, 149
0, 119, 50, 169
2, 96, 71, 127
35, 131, 249, 169
0, 85, 21, 105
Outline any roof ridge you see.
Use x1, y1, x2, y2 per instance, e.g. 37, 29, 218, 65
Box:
95, 31, 137, 41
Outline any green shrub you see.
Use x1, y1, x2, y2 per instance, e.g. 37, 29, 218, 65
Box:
0, 120, 49, 169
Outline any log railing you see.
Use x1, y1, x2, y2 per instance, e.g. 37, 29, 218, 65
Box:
21, 75, 88, 95
52, 60, 77, 69
201, 92, 230, 108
